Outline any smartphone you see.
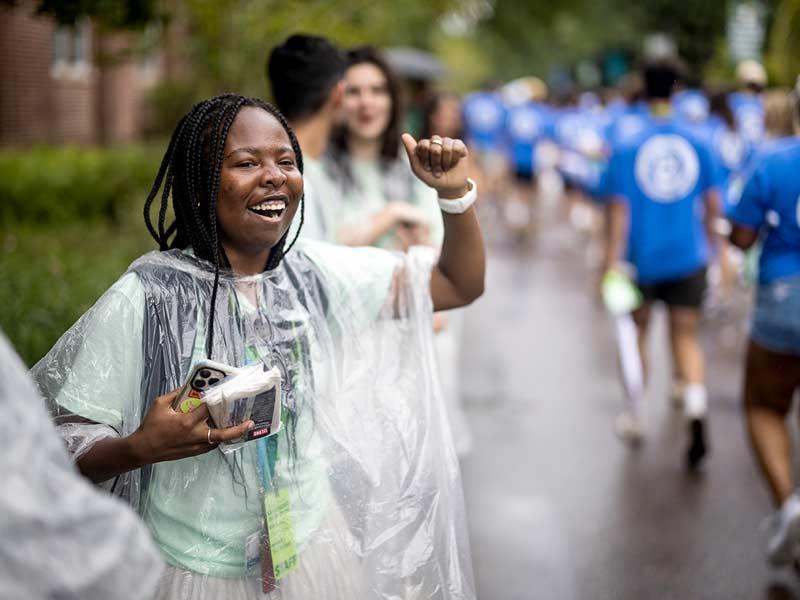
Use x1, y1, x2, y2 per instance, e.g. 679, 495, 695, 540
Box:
172, 359, 238, 413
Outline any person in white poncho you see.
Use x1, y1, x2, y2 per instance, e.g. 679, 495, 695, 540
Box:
32, 93, 484, 599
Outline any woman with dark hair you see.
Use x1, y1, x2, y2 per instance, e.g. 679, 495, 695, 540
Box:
327, 46, 442, 250
32, 94, 483, 599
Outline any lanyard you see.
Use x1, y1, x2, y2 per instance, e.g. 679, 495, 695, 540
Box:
255, 436, 275, 494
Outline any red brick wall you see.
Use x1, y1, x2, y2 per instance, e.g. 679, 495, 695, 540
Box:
0, 1, 155, 146
96, 33, 144, 144
0, 0, 63, 144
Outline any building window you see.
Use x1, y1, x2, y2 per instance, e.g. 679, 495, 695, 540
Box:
52, 20, 92, 79
137, 23, 163, 86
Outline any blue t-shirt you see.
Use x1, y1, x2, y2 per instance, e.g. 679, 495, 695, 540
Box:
553, 107, 603, 192
594, 106, 649, 200
606, 112, 721, 283
505, 101, 550, 173
729, 92, 764, 150
685, 116, 747, 215
672, 90, 709, 123
731, 137, 800, 284
552, 107, 584, 151
462, 91, 506, 153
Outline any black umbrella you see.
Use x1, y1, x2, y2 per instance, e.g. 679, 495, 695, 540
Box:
384, 46, 447, 81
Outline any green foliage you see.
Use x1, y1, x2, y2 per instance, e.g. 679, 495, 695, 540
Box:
633, 0, 730, 74
473, 0, 640, 83
0, 145, 161, 364
0, 145, 161, 224
34, 0, 157, 28
0, 215, 154, 367
144, 80, 200, 139
767, 0, 800, 85
149, 0, 460, 101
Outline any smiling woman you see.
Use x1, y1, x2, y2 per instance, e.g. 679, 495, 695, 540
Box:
215, 107, 304, 275
31, 94, 484, 600
326, 47, 443, 250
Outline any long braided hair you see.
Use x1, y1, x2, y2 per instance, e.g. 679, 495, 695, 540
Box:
143, 94, 305, 359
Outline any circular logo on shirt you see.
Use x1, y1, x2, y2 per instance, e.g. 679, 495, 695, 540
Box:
634, 134, 700, 202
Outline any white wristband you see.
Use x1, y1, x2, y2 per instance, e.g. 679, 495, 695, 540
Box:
437, 178, 477, 214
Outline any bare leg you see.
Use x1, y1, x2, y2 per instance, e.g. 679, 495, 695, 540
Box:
743, 341, 800, 507
668, 306, 704, 388
668, 306, 709, 469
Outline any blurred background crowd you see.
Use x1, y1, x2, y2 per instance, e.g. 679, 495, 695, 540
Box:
2, 0, 798, 365
3, 0, 800, 598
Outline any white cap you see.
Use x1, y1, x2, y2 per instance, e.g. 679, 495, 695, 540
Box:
736, 59, 767, 87
501, 76, 548, 105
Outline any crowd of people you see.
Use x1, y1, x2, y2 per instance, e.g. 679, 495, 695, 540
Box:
3, 30, 800, 599
460, 56, 800, 570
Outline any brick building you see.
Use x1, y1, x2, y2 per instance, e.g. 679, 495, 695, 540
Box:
0, 0, 164, 146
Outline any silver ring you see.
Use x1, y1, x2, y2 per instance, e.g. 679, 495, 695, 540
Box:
430, 135, 444, 146
207, 428, 214, 445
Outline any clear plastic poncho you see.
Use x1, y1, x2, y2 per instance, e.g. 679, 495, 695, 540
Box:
0, 330, 163, 600
32, 239, 476, 600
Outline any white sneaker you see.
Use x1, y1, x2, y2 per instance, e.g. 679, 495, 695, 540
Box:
765, 494, 800, 566
614, 411, 644, 445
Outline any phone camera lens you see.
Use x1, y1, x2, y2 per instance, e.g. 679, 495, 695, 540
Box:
208, 378, 220, 385
200, 370, 211, 378
196, 380, 206, 388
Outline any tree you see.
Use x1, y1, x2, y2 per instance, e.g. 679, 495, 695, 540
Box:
34, 0, 158, 28
766, 0, 800, 85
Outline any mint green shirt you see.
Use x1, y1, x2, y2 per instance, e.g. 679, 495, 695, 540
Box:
327, 156, 444, 250
52, 241, 397, 577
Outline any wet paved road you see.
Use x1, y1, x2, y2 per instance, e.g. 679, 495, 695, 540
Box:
459, 221, 800, 600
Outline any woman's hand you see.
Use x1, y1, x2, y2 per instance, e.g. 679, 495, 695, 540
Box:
339, 200, 428, 247
402, 133, 470, 199
129, 389, 254, 464
395, 221, 432, 251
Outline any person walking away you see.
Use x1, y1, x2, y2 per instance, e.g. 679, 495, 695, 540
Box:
603, 60, 723, 470
729, 91, 800, 568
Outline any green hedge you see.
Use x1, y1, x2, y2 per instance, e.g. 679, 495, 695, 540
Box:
0, 144, 164, 365
0, 144, 162, 224
1, 216, 155, 367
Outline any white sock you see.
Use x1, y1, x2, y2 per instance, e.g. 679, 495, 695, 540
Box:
683, 383, 707, 419
781, 492, 800, 517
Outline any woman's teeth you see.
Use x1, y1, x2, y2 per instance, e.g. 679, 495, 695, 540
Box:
249, 199, 286, 218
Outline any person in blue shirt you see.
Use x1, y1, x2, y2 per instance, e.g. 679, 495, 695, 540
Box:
673, 88, 710, 124
504, 97, 551, 237
463, 88, 506, 154
729, 110, 800, 567
730, 60, 767, 162
704, 91, 748, 215
603, 60, 722, 470
462, 88, 508, 198
506, 99, 549, 184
